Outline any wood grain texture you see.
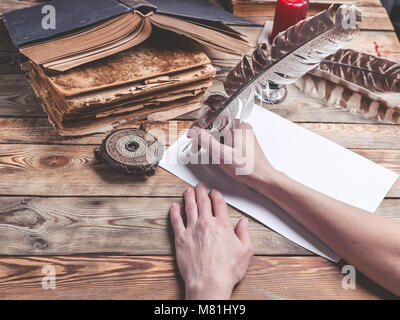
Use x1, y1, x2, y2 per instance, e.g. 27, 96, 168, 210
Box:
0, 0, 43, 14
345, 31, 400, 61
0, 255, 396, 300
0, 196, 309, 255
0, 119, 192, 145
2, 118, 400, 149
0, 144, 399, 197
0, 74, 43, 116
0, 197, 398, 256
0, 20, 24, 75
0, 0, 398, 301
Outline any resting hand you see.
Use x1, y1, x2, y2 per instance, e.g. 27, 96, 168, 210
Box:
169, 184, 253, 300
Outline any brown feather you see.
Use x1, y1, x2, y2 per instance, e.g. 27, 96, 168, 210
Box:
315, 49, 400, 93
296, 74, 400, 123
252, 43, 271, 75
195, 4, 363, 130
224, 56, 254, 96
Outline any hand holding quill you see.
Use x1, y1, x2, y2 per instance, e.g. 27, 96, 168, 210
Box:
185, 4, 363, 154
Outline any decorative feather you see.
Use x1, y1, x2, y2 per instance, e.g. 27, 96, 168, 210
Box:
194, 44, 271, 135
312, 49, 400, 93
296, 49, 400, 123
194, 4, 363, 131
183, 4, 363, 154
296, 74, 400, 123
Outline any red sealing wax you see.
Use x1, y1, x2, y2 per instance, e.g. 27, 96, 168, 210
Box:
269, 0, 309, 43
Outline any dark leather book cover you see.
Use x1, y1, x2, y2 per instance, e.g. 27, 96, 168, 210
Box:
148, 0, 258, 25
3, 0, 257, 48
2, 0, 132, 47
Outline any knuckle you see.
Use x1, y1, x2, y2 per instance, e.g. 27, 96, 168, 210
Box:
218, 219, 231, 229
198, 218, 210, 231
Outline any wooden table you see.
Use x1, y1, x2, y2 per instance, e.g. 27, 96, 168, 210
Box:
0, 0, 399, 300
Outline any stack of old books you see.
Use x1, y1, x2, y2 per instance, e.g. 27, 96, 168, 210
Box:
3, 0, 258, 136
27, 32, 216, 135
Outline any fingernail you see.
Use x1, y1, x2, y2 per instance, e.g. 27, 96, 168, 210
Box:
171, 202, 178, 208
243, 217, 249, 225
210, 188, 218, 195
185, 187, 192, 193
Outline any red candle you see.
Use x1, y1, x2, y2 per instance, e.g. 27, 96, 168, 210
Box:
269, 0, 309, 43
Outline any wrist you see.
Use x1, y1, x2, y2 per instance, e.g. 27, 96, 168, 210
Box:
247, 168, 286, 198
185, 280, 234, 300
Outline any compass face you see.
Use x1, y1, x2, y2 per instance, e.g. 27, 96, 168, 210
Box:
104, 129, 163, 167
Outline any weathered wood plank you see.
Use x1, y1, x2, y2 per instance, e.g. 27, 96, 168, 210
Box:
0, 74, 43, 115
0, 196, 309, 255
2, 118, 400, 150
346, 31, 400, 61
0, 196, 398, 256
0, 119, 192, 145
263, 87, 398, 124
0, 0, 43, 14
0, 255, 396, 299
358, 0, 386, 6
0, 19, 24, 75
0, 144, 399, 197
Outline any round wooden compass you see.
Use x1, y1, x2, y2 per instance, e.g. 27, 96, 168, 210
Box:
94, 126, 163, 176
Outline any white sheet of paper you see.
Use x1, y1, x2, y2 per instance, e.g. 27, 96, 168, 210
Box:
159, 105, 398, 261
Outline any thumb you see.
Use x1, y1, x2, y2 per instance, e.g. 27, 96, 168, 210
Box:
188, 126, 232, 164
235, 217, 251, 246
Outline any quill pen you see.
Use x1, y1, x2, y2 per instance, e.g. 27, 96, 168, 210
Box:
192, 4, 363, 133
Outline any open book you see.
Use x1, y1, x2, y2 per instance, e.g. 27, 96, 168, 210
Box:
3, 0, 257, 71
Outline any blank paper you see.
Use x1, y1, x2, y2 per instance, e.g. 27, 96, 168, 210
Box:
159, 106, 398, 261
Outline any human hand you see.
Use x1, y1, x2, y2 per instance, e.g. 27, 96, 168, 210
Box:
169, 184, 253, 300
187, 119, 277, 188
